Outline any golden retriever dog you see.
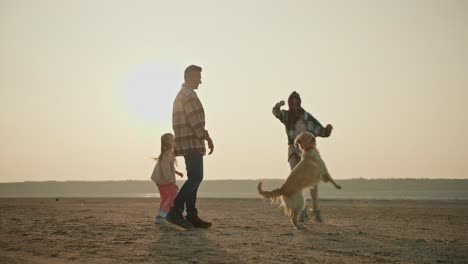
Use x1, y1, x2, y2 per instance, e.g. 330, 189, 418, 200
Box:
257, 131, 341, 229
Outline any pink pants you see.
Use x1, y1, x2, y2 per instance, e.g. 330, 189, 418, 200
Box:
157, 182, 178, 213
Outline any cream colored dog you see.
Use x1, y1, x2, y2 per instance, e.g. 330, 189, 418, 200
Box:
257, 131, 341, 229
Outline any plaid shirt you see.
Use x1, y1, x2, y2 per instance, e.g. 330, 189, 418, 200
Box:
172, 84, 209, 156
272, 104, 328, 145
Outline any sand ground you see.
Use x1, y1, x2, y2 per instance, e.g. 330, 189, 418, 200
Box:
0, 198, 467, 264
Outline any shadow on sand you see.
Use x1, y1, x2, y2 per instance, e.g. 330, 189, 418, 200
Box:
150, 224, 242, 264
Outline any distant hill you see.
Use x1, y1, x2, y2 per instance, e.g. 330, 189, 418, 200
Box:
0, 179, 467, 199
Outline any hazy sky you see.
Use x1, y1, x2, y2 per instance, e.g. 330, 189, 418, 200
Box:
1, 0, 467, 182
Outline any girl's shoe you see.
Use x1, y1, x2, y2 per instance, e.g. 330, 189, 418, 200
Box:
154, 216, 168, 225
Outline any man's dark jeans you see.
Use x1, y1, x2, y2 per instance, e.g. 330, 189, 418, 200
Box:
172, 151, 203, 214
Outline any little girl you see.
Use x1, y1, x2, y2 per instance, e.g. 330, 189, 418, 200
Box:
151, 133, 183, 224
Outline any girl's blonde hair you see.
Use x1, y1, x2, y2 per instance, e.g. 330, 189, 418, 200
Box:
155, 133, 176, 165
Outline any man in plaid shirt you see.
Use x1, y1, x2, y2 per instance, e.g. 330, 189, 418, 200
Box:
166, 65, 214, 229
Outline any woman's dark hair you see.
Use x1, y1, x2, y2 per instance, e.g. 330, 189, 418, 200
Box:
286, 91, 305, 130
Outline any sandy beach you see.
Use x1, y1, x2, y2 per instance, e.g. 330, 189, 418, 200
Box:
0, 198, 466, 264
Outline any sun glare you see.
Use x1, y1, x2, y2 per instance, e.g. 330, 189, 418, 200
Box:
119, 62, 181, 125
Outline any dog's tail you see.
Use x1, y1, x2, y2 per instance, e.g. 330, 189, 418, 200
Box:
257, 181, 283, 203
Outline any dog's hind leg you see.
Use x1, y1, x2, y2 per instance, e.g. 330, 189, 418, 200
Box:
287, 192, 305, 229
299, 190, 309, 223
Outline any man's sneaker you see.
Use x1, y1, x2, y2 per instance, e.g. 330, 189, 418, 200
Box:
154, 216, 168, 225
186, 212, 212, 228
166, 208, 193, 229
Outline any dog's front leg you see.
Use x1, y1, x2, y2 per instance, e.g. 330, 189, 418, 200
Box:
329, 178, 342, 189
322, 173, 342, 189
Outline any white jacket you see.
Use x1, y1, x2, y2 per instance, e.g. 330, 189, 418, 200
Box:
151, 151, 176, 185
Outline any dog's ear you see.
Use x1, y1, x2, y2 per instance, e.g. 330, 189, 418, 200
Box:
304, 132, 316, 149
296, 131, 317, 150
294, 138, 301, 149
294, 132, 304, 149
310, 133, 316, 147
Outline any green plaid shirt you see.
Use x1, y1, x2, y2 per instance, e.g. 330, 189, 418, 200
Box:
272, 104, 328, 145
172, 84, 209, 156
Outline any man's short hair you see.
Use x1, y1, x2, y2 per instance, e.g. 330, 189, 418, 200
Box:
184, 65, 202, 80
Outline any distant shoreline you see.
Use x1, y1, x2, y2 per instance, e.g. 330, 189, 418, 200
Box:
1, 196, 467, 201
1, 178, 467, 183
1, 179, 467, 199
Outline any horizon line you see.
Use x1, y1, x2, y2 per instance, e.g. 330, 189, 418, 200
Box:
1, 178, 467, 184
